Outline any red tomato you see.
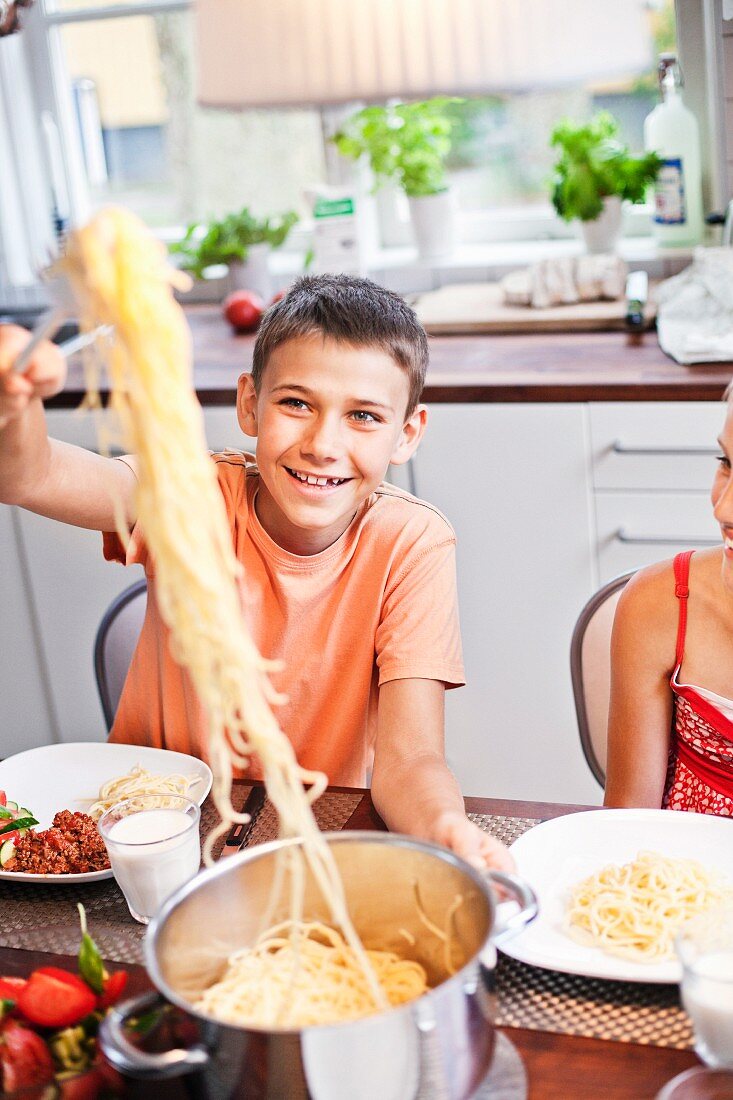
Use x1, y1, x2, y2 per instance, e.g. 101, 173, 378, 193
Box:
0, 976, 27, 1005
58, 1065, 120, 1100
222, 290, 264, 333
18, 968, 96, 1028
97, 970, 128, 1010
0, 1020, 54, 1093
0, 792, 6, 807
269, 289, 286, 306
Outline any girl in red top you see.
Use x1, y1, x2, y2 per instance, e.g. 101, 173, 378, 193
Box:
605, 395, 733, 813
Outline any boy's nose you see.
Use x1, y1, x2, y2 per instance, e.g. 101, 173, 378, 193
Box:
302, 416, 342, 460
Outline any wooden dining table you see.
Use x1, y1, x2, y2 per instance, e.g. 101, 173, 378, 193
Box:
0, 790, 700, 1100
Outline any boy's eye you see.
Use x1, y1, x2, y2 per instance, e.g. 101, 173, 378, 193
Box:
279, 397, 308, 410
716, 454, 731, 469
350, 410, 379, 424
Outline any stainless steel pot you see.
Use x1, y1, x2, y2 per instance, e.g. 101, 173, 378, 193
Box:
100, 831, 537, 1100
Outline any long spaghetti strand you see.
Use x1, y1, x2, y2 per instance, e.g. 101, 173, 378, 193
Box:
58, 207, 385, 1014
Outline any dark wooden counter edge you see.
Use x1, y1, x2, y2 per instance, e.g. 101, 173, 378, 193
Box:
48, 305, 733, 406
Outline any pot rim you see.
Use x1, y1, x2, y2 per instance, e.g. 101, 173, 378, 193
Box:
143, 830, 496, 1036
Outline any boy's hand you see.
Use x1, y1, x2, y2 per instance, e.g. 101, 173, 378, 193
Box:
0, 324, 67, 430
433, 810, 515, 873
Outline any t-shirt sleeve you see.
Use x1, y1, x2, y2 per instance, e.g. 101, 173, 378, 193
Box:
101, 451, 249, 571
375, 536, 465, 689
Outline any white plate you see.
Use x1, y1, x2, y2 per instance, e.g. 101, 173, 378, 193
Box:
504, 808, 733, 984
0, 743, 212, 884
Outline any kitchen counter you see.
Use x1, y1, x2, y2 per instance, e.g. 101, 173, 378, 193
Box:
48, 304, 733, 407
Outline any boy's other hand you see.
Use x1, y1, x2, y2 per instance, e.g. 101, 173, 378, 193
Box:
433, 810, 515, 873
0, 324, 67, 430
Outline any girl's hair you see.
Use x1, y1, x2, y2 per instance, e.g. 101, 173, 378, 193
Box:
252, 274, 429, 418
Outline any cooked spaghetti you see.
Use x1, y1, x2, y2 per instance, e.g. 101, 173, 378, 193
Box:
566, 850, 732, 962
194, 921, 429, 1028
57, 206, 384, 1014
86, 764, 200, 820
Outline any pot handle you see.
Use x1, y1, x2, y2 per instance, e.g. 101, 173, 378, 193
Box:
483, 870, 538, 942
99, 991, 210, 1079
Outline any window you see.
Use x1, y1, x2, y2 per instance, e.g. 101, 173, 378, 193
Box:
0, 0, 722, 292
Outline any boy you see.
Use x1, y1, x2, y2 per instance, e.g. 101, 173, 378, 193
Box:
0, 274, 511, 871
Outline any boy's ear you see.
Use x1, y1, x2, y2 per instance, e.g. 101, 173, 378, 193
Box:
390, 404, 428, 466
237, 373, 259, 437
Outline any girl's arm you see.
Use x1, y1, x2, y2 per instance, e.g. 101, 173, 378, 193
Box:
604, 564, 676, 808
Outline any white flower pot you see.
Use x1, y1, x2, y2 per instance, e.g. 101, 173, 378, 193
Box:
228, 242, 272, 301
579, 196, 624, 254
408, 190, 456, 261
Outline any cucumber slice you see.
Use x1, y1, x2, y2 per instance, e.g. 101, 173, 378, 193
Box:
19, 808, 31, 817
0, 840, 15, 866
5, 801, 18, 812
0, 809, 12, 820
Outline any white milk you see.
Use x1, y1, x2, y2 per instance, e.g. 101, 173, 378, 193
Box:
682, 952, 733, 1067
107, 808, 200, 922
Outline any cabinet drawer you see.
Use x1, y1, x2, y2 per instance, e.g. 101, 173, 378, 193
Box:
596, 491, 720, 583
590, 402, 724, 491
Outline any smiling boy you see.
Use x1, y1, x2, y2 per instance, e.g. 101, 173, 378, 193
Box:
0, 275, 511, 870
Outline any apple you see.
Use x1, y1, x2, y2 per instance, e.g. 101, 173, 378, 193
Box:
222, 290, 265, 333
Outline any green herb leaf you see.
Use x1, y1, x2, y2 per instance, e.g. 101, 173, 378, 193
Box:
77, 904, 105, 994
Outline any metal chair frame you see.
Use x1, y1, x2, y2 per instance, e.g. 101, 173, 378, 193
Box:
93, 578, 147, 731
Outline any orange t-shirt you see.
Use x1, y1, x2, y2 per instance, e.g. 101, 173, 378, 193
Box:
104, 452, 464, 786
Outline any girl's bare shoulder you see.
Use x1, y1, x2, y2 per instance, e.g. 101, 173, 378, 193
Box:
613, 557, 678, 642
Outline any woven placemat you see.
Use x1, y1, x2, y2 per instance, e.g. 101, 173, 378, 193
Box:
470, 812, 693, 1050
0, 789, 361, 964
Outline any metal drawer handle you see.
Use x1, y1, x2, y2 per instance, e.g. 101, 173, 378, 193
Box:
611, 442, 719, 457
616, 529, 720, 546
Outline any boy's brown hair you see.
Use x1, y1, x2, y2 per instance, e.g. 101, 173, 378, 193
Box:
251, 274, 429, 418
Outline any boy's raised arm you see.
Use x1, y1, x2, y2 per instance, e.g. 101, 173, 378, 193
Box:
0, 324, 136, 531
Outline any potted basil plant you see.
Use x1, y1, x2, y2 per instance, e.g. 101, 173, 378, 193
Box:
332, 98, 462, 261
550, 112, 662, 253
170, 207, 298, 299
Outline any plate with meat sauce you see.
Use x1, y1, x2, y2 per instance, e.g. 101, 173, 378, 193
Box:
0, 743, 212, 883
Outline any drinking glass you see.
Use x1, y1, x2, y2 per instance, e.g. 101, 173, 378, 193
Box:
99, 793, 201, 924
676, 906, 733, 1069
655, 1066, 733, 1100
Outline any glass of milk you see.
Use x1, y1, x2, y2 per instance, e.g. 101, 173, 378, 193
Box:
676, 906, 733, 1068
99, 794, 201, 924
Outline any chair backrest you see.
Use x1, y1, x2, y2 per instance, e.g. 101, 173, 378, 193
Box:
94, 579, 147, 731
570, 571, 635, 788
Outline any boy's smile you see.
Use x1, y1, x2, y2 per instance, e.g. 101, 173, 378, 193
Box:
237, 334, 426, 555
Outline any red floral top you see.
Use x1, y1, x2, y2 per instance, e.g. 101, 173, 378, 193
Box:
662, 551, 733, 815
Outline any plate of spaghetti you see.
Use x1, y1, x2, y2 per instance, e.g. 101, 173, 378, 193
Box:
503, 809, 733, 983
0, 742, 212, 883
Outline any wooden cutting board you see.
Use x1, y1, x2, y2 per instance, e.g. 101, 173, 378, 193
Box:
413, 281, 658, 335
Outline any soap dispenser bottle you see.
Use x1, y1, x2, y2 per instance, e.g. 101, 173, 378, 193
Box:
644, 53, 703, 247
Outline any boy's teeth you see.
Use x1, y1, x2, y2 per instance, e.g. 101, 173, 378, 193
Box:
725, 537, 733, 550
291, 469, 343, 487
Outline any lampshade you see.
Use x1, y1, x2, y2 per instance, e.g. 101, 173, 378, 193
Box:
195, 0, 652, 109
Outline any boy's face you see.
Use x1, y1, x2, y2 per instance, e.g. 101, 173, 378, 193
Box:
237, 334, 426, 555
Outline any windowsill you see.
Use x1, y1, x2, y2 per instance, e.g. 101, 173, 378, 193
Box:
185, 236, 695, 302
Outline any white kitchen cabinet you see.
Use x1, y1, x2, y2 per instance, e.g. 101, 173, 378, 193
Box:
413, 404, 602, 806
589, 403, 723, 584
0, 505, 57, 754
